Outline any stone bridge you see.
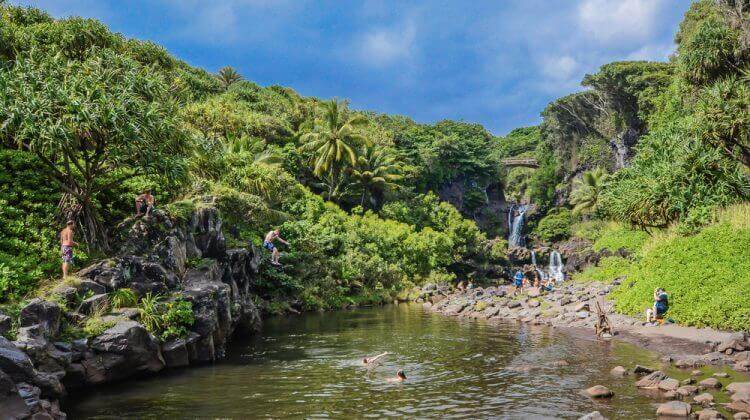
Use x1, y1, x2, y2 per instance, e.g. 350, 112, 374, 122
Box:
501, 158, 539, 168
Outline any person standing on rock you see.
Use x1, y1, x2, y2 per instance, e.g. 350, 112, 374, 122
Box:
60, 220, 78, 278
264, 228, 289, 266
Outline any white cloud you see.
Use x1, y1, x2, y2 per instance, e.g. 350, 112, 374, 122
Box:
357, 20, 417, 67
578, 0, 665, 44
540, 55, 580, 80
625, 42, 676, 61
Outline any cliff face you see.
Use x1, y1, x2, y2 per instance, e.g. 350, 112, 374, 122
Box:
0, 198, 262, 419
438, 177, 508, 237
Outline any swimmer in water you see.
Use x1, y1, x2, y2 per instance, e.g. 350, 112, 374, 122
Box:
387, 370, 407, 382
363, 352, 389, 368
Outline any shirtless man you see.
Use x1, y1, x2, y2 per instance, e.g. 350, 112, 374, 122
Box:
135, 189, 155, 217
387, 370, 407, 382
263, 229, 289, 266
60, 220, 78, 278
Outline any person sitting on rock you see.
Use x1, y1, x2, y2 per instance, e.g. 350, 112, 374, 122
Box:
363, 352, 389, 369
386, 370, 407, 382
135, 189, 155, 218
645, 288, 669, 324
263, 228, 289, 266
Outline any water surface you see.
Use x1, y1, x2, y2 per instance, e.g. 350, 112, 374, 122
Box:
68, 304, 674, 419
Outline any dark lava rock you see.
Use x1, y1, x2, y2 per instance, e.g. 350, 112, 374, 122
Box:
19, 299, 61, 338
85, 319, 164, 384
635, 371, 667, 389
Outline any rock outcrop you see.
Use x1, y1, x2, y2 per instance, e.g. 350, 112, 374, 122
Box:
0, 200, 263, 418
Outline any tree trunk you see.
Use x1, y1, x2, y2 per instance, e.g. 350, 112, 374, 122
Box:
58, 192, 110, 251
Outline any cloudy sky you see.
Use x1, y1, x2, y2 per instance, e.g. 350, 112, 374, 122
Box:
16, 0, 691, 135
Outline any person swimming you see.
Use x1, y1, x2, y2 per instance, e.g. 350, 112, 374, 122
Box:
363, 352, 389, 368
387, 370, 407, 382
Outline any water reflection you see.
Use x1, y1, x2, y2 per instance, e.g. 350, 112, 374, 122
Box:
67, 304, 666, 419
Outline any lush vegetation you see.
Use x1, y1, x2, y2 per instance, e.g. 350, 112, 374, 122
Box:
0, 4, 503, 312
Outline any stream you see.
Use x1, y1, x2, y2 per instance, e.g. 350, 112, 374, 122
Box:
67, 304, 681, 418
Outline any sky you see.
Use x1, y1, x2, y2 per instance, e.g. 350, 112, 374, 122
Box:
16, 0, 692, 135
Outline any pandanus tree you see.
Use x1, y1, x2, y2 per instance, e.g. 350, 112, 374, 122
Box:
0, 49, 189, 249
350, 148, 403, 209
299, 99, 370, 200
570, 167, 608, 216
216, 66, 243, 90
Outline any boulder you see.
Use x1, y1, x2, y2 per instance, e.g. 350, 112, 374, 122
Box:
191, 205, 226, 259
610, 366, 628, 377
0, 337, 62, 398
659, 378, 680, 392
694, 392, 714, 406
19, 299, 61, 338
698, 409, 725, 419
693, 370, 704, 376
86, 319, 164, 383
584, 385, 613, 398
0, 369, 29, 419
77, 279, 107, 296
676, 385, 699, 397
719, 339, 747, 354
636, 371, 668, 389
161, 338, 189, 368
79, 293, 109, 315
715, 372, 730, 378
574, 302, 590, 312
682, 378, 696, 385
634, 365, 655, 374
656, 401, 691, 417
699, 377, 722, 389
728, 383, 750, 395
734, 413, 750, 419
507, 301, 522, 309
0, 314, 11, 336
528, 300, 541, 308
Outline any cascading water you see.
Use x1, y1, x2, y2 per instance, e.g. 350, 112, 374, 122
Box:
530, 250, 546, 281
507, 204, 528, 248
549, 250, 565, 283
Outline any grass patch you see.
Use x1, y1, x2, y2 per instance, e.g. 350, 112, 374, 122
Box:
592, 222, 649, 253
609, 222, 750, 331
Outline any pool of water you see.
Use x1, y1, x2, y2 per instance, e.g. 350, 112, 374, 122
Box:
66, 304, 677, 418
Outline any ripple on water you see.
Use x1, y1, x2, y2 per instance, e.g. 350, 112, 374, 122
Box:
66, 304, 679, 419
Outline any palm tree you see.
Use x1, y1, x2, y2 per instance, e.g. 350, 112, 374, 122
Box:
570, 167, 608, 216
217, 66, 243, 90
299, 100, 370, 198
350, 148, 403, 209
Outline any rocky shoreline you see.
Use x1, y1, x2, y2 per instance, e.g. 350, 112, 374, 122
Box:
0, 198, 262, 419
422, 282, 750, 418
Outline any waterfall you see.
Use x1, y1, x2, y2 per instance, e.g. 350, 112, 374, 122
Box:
531, 250, 537, 266
507, 204, 528, 248
549, 250, 565, 283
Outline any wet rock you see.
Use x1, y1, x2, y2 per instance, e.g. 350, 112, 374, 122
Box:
79, 293, 109, 315
0, 369, 30, 419
507, 301, 521, 309
584, 385, 613, 398
698, 408, 725, 419
610, 366, 628, 377
161, 338, 189, 368
659, 378, 680, 392
578, 411, 606, 420
699, 377, 722, 389
0, 337, 62, 398
734, 413, 750, 419
19, 299, 61, 338
656, 401, 691, 417
636, 371, 668, 389
663, 390, 678, 400
694, 392, 714, 406
676, 385, 698, 397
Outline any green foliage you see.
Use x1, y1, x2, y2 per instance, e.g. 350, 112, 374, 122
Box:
534, 208, 572, 243
570, 167, 608, 216
591, 223, 650, 253
137, 293, 163, 333
109, 288, 137, 309
164, 199, 197, 223
573, 256, 632, 284
216, 66, 243, 90
160, 299, 194, 341
0, 150, 61, 301
609, 222, 750, 330
83, 316, 116, 338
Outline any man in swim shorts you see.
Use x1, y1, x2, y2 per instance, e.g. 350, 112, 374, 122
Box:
263, 228, 289, 266
60, 220, 78, 278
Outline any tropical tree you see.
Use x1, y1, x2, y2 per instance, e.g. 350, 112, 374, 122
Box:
299, 100, 370, 198
0, 49, 188, 248
350, 147, 403, 209
216, 66, 242, 90
570, 167, 608, 216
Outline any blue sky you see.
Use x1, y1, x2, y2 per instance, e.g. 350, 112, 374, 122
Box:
17, 0, 691, 135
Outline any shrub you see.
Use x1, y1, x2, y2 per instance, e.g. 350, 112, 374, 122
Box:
160, 299, 195, 341
109, 288, 137, 309
83, 316, 117, 338
573, 256, 633, 284
534, 208, 572, 243
592, 223, 650, 254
